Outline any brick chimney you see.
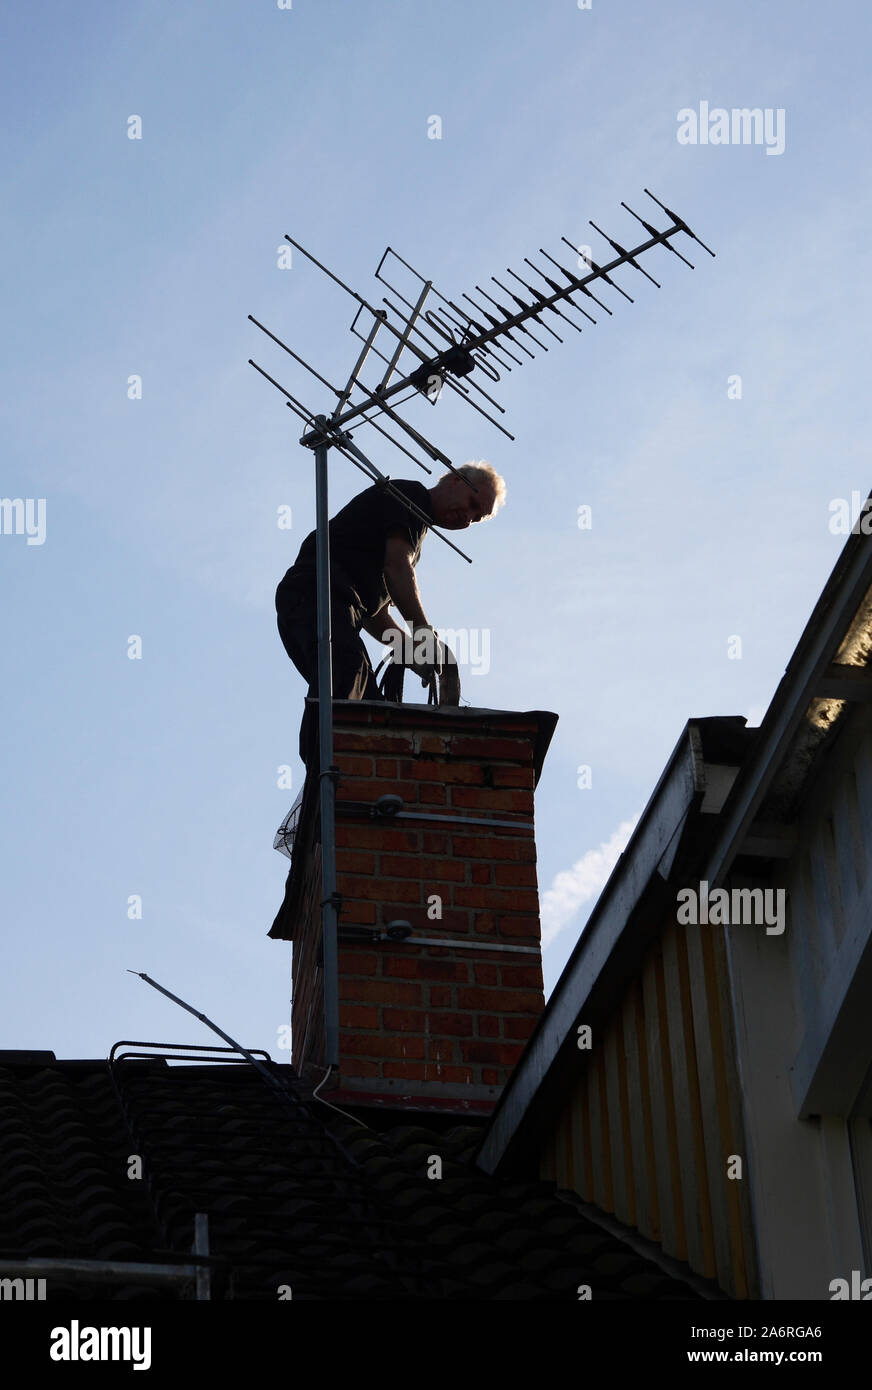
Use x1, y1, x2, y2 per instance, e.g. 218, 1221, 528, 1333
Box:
271, 699, 558, 1115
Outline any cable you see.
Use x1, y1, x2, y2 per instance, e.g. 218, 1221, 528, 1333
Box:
311, 1064, 367, 1127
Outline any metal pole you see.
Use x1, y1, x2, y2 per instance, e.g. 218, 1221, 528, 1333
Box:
193, 1213, 211, 1302
313, 425, 340, 1068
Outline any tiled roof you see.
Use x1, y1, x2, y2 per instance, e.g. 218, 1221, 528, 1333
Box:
0, 1054, 705, 1301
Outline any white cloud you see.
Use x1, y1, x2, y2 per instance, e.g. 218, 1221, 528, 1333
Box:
540, 815, 640, 948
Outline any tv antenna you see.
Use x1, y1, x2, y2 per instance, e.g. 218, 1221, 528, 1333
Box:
249, 188, 714, 1069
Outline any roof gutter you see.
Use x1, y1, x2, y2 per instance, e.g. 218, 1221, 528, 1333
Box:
701, 520, 872, 890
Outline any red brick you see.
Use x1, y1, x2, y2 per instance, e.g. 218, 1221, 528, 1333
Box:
374, 758, 399, 777
492, 766, 534, 789
484, 888, 540, 912
338, 778, 420, 803
376, 854, 425, 880
451, 886, 490, 909
428, 1012, 474, 1036
340, 900, 377, 925
423, 857, 468, 882
482, 1068, 500, 1085
458, 987, 543, 1013
474, 963, 499, 986
418, 735, 450, 754
383, 955, 423, 979
337, 950, 378, 976
429, 986, 452, 1007
335, 825, 420, 851
340, 1057, 381, 1078
333, 732, 415, 754
377, 854, 467, 883
450, 787, 533, 814
340, 1032, 426, 1059
423, 909, 471, 933
335, 850, 376, 874
428, 1065, 474, 1083
341, 876, 422, 903
501, 964, 543, 989
383, 1007, 427, 1032
381, 1060, 428, 1081
422, 832, 449, 854
380, 1060, 474, 1084
334, 753, 374, 777
419, 783, 447, 805
497, 915, 541, 940
339, 1004, 379, 1029
471, 864, 491, 884
340, 979, 422, 1005
386, 957, 468, 981
402, 759, 484, 786
448, 736, 531, 760
478, 1015, 500, 1038
486, 717, 541, 733
504, 1016, 536, 1041
451, 834, 534, 862
494, 862, 538, 888
461, 1039, 503, 1065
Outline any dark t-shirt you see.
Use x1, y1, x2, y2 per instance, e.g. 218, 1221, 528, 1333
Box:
285, 479, 433, 618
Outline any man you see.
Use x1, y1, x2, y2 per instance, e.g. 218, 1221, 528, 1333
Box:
276, 460, 505, 762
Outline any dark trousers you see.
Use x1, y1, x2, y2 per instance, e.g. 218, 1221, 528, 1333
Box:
276, 570, 384, 764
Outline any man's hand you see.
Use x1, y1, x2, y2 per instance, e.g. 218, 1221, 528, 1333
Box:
363, 609, 441, 687
408, 624, 443, 686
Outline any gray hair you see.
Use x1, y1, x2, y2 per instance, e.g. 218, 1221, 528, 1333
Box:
456, 460, 506, 518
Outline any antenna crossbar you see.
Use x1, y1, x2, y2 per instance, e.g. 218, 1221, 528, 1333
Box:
249, 187, 714, 1077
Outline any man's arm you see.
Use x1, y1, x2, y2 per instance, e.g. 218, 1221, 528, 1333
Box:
382, 532, 442, 680
361, 603, 407, 643
383, 532, 429, 630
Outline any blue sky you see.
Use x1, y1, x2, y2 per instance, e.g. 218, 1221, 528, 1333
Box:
2, 0, 871, 1060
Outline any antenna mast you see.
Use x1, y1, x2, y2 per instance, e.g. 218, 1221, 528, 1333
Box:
249, 189, 714, 1069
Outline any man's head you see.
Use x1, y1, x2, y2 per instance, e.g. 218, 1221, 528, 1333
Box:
428, 460, 506, 530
